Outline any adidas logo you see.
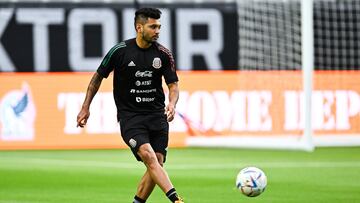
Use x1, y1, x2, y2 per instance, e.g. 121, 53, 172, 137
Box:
128, 61, 136, 66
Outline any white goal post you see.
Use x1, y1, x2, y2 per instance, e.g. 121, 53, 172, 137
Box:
238, 0, 314, 151
301, 0, 314, 151
187, 0, 315, 151
183, 0, 360, 150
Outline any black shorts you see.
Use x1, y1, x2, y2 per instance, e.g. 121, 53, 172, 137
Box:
119, 112, 169, 162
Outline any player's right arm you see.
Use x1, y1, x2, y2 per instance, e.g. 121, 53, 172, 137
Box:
76, 72, 104, 128
77, 42, 124, 127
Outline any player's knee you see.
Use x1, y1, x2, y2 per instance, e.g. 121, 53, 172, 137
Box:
138, 145, 158, 168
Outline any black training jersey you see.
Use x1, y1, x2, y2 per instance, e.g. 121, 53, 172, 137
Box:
97, 38, 178, 119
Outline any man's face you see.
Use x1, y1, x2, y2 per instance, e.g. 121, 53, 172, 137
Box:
138, 18, 161, 43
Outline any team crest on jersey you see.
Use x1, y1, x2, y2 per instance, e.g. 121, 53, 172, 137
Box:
129, 138, 137, 148
152, 57, 162, 69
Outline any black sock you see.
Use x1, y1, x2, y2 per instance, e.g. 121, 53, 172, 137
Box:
166, 188, 179, 202
133, 195, 146, 203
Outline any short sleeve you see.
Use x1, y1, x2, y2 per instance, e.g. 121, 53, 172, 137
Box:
161, 47, 178, 84
97, 42, 125, 78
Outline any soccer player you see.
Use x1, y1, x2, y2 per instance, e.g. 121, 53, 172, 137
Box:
76, 7, 184, 203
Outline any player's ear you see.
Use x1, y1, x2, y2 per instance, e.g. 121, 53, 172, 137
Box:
136, 23, 143, 33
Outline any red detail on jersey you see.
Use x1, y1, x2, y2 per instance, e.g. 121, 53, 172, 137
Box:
158, 44, 176, 72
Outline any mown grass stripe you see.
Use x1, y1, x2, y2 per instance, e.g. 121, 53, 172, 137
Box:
1, 157, 360, 170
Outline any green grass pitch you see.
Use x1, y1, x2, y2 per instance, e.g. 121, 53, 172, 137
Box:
0, 147, 360, 203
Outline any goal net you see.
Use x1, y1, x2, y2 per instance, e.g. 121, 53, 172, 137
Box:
181, 0, 360, 150
238, 0, 302, 71
227, 0, 360, 150
237, 0, 313, 151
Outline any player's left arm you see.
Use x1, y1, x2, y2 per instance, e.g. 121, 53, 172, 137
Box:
160, 45, 178, 122
165, 82, 179, 122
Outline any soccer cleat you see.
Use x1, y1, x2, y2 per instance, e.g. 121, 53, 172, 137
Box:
174, 197, 184, 203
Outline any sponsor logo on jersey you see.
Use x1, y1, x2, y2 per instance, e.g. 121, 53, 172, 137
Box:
135, 80, 152, 86
130, 89, 156, 94
135, 71, 152, 77
128, 61, 136, 67
152, 57, 162, 69
135, 97, 155, 103
0, 82, 36, 141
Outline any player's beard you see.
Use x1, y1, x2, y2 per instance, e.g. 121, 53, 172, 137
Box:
142, 32, 158, 44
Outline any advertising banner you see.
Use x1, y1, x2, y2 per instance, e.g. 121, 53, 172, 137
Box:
0, 73, 127, 149
0, 2, 238, 72
1, 71, 360, 150
178, 71, 360, 148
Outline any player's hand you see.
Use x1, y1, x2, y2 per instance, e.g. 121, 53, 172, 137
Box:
77, 107, 90, 128
165, 104, 176, 122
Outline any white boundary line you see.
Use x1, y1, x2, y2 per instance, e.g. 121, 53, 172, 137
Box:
186, 135, 360, 149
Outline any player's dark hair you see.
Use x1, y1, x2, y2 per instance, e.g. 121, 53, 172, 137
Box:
134, 7, 162, 28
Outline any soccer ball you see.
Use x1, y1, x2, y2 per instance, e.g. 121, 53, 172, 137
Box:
236, 166, 267, 197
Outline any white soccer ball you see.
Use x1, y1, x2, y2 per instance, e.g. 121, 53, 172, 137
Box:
236, 166, 267, 197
